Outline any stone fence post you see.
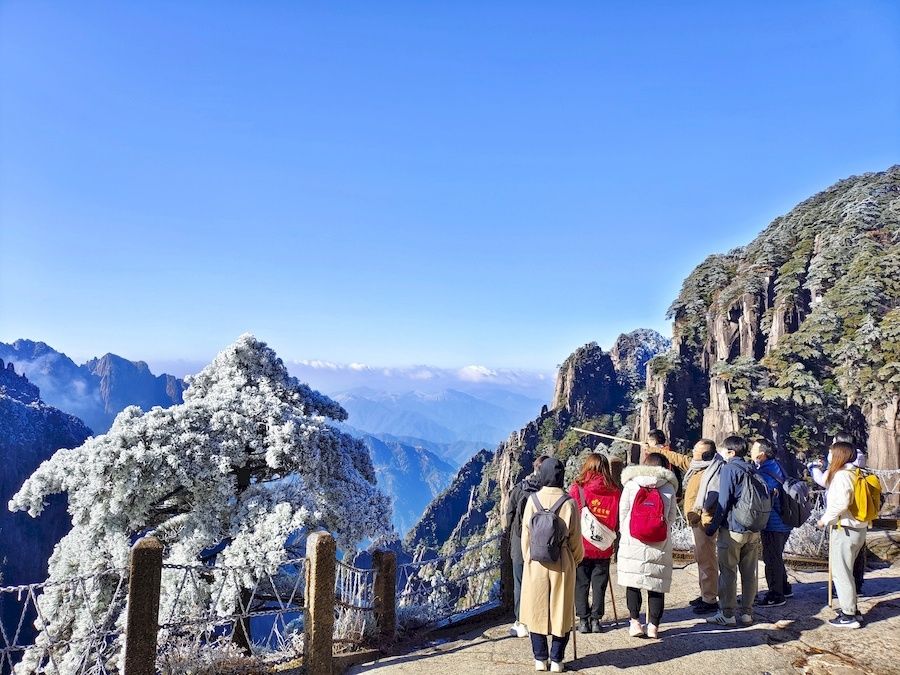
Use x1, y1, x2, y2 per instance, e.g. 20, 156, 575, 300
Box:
372, 550, 396, 642
305, 530, 336, 675
124, 536, 163, 675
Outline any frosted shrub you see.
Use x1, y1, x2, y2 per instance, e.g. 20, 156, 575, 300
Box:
9, 334, 393, 673
669, 516, 694, 552
785, 509, 827, 558
157, 636, 266, 675
396, 604, 434, 635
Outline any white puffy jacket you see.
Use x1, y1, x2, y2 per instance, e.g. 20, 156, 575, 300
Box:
616, 464, 679, 593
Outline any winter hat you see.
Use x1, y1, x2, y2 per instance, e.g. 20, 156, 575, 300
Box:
538, 457, 565, 489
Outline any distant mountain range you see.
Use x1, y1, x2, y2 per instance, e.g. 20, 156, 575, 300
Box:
0, 339, 184, 434
405, 328, 671, 553
334, 387, 545, 463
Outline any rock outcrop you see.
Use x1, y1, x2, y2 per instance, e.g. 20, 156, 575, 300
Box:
551, 343, 627, 418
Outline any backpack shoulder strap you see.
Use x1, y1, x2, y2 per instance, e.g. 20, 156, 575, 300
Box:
550, 494, 571, 514
530, 492, 545, 512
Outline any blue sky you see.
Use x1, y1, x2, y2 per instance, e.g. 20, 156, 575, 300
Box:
1, 1, 898, 372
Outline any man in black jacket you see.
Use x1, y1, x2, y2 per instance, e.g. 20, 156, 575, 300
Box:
503, 454, 548, 637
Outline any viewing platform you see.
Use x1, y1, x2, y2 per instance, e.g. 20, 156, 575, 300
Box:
348, 556, 900, 675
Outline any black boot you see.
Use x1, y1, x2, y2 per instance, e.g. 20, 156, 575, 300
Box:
591, 618, 603, 633
578, 618, 591, 633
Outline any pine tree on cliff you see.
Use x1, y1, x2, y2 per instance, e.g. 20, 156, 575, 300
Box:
9, 334, 392, 674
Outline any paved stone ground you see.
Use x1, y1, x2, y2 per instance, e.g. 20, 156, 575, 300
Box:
348, 559, 900, 674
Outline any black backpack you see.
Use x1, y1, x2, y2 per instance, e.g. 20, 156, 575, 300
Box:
529, 494, 571, 563
760, 469, 812, 528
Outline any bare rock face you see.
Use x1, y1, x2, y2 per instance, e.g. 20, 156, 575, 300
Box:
701, 376, 740, 441
865, 397, 900, 472
551, 343, 625, 418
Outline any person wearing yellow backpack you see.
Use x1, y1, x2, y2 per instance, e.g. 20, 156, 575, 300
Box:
815, 441, 879, 629
810, 432, 875, 595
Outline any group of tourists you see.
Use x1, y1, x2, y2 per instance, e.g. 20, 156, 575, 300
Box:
503, 429, 880, 672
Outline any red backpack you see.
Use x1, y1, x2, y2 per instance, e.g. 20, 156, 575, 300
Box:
629, 486, 667, 543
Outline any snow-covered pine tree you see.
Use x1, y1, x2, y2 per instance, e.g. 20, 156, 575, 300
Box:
9, 334, 392, 673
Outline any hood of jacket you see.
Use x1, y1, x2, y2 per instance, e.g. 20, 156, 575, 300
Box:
575, 474, 619, 495
537, 456, 566, 488
620, 464, 679, 491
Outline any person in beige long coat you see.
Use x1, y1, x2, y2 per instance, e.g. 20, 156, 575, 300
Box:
520, 457, 584, 672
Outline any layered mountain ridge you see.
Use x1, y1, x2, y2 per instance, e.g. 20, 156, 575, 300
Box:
0, 340, 185, 434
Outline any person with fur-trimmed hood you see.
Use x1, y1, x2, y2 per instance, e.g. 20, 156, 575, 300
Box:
616, 453, 679, 639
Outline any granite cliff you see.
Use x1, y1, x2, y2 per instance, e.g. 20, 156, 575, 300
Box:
640, 166, 900, 472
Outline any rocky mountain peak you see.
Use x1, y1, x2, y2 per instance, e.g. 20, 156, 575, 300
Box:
551, 342, 625, 418
0, 339, 187, 433
610, 329, 671, 390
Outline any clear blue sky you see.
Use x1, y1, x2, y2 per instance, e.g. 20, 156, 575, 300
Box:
1, 2, 898, 370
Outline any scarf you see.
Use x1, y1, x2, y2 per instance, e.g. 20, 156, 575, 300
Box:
683, 457, 712, 489
694, 454, 725, 512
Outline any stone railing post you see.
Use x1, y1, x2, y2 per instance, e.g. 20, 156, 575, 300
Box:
124, 536, 163, 675
372, 550, 396, 642
304, 530, 336, 675
500, 531, 514, 614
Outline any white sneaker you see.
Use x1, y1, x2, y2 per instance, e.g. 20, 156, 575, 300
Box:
510, 621, 529, 638
706, 611, 737, 626
739, 613, 753, 626
646, 623, 659, 639
628, 619, 646, 637
534, 660, 548, 671
550, 662, 565, 673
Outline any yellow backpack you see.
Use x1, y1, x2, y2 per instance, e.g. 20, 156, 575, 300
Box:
849, 468, 882, 522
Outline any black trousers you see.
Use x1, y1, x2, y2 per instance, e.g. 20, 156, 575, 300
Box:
575, 557, 611, 619
530, 632, 569, 663
853, 544, 866, 593
626, 586, 664, 625
761, 530, 790, 599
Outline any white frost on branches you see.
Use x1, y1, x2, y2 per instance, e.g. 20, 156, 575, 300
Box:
9, 334, 393, 673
